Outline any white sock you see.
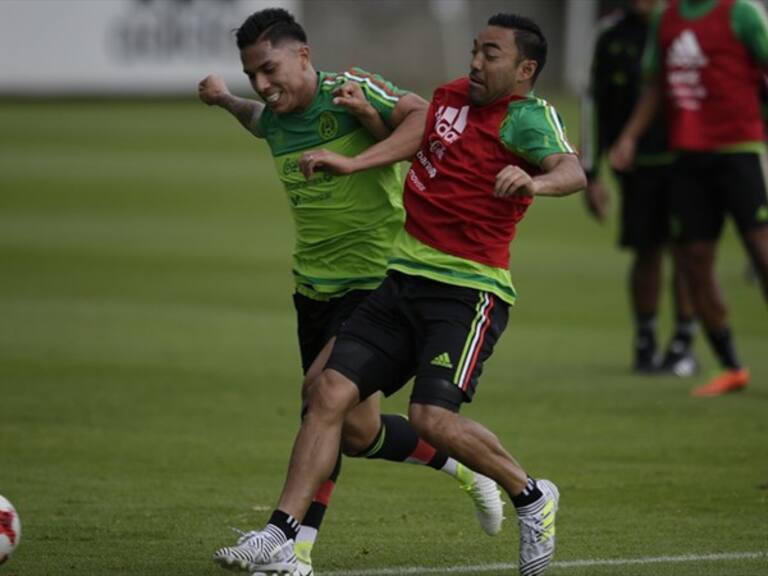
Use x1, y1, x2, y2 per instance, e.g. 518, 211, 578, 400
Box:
441, 457, 460, 478
296, 525, 318, 546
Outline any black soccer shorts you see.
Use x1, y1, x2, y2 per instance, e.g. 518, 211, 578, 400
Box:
618, 164, 674, 250
293, 289, 371, 374
669, 152, 768, 242
324, 271, 509, 412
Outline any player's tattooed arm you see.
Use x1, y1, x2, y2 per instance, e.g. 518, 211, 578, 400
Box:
198, 74, 265, 137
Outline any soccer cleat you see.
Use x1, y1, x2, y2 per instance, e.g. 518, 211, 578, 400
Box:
691, 368, 749, 397
660, 342, 698, 377
633, 335, 659, 374
517, 479, 559, 576
293, 541, 313, 576
457, 463, 505, 536
213, 527, 297, 574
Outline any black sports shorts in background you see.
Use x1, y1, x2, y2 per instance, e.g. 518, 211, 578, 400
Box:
669, 152, 768, 242
293, 289, 371, 374
325, 271, 509, 412
617, 164, 673, 250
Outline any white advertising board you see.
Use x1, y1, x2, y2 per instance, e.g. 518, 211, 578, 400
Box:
0, 0, 299, 95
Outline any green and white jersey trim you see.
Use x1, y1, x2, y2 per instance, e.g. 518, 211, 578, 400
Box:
500, 97, 577, 167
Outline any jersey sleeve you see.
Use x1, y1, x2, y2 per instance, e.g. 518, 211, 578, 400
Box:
342, 67, 407, 119
500, 99, 576, 167
732, 0, 768, 65
641, 3, 665, 79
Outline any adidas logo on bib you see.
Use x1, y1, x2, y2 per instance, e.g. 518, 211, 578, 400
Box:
667, 29, 708, 68
435, 105, 469, 144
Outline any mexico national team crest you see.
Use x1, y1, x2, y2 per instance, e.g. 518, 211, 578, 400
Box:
318, 111, 339, 140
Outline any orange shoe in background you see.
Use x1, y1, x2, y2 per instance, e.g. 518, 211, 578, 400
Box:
691, 368, 750, 397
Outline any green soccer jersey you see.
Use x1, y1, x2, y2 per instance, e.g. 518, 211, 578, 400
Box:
256, 68, 406, 300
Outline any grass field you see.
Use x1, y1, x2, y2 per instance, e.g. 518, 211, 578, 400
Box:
1, 99, 767, 576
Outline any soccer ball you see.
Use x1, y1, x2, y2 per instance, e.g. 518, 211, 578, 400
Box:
0, 495, 21, 565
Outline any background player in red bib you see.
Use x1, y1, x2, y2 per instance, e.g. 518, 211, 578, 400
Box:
611, 0, 768, 397
213, 13, 585, 576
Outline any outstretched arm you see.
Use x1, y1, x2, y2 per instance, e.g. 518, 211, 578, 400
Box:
198, 74, 265, 136
494, 154, 586, 198
299, 92, 428, 178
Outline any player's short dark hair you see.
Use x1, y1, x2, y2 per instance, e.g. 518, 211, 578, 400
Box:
487, 13, 547, 84
236, 8, 307, 50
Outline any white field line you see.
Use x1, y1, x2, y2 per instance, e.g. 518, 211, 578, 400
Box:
323, 550, 768, 576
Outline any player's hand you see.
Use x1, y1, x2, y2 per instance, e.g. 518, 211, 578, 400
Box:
299, 149, 358, 179
333, 82, 377, 119
198, 74, 230, 106
494, 165, 536, 197
608, 135, 636, 172
585, 178, 610, 222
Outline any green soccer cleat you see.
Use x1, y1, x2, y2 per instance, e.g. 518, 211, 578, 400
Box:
517, 479, 559, 576
457, 463, 505, 536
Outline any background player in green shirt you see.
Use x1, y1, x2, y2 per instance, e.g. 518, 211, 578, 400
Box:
198, 8, 503, 575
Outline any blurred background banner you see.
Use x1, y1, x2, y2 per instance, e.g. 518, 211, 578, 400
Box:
0, 0, 299, 95
0, 0, 604, 96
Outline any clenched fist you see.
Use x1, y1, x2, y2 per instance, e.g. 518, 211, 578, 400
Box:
198, 74, 231, 106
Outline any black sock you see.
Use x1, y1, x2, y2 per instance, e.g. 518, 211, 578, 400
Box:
360, 415, 420, 461
268, 510, 300, 541
635, 313, 657, 356
672, 316, 696, 348
301, 452, 342, 530
511, 476, 544, 508
705, 326, 741, 370
359, 414, 450, 469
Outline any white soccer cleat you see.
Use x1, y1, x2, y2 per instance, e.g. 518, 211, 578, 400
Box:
516, 479, 559, 576
213, 527, 297, 574
295, 559, 313, 576
457, 464, 505, 535
251, 558, 311, 575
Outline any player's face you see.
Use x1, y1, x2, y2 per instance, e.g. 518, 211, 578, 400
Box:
469, 26, 537, 106
241, 39, 312, 114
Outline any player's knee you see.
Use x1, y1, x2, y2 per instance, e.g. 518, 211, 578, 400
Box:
305, 370, 357, 424
301, 371, 320, 403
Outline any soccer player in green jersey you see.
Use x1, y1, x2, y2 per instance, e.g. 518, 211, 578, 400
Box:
198, 8, 503, 575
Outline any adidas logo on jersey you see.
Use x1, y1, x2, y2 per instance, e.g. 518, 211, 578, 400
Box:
435, 105, 469, 144
667, 30, 708, 68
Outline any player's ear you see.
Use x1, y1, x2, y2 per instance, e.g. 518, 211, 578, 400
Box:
517, 59, 538, 83
298, 44, 311, 70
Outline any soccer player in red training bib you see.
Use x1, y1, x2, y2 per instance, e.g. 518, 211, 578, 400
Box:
611, 0, 768, 397
212, 13, 585, 576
